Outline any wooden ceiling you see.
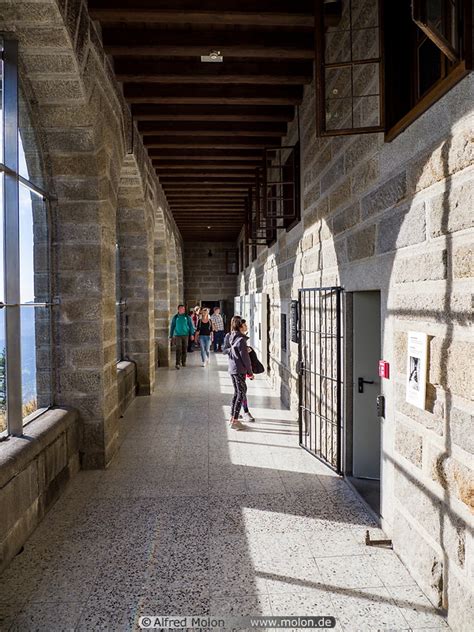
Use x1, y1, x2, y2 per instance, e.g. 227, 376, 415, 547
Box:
88, 0, 315, 242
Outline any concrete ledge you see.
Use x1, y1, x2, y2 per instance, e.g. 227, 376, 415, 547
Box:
0, 408, 79, 572
117, 361, 137, 417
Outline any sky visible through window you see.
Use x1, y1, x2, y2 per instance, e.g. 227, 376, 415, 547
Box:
0, 134, 36, 304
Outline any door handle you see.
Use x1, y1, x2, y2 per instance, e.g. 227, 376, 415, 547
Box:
358, 377, 374, 393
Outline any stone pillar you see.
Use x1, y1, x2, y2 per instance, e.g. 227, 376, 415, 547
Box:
154, 220, 171, 367
117, 158, 156, 395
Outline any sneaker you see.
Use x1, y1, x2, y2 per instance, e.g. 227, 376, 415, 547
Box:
231, 421, 246, 431
175, 365, 180, 370
243, 412, 255, 422
201, 362, 206, 367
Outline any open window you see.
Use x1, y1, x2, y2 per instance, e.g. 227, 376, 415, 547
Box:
315, 0, 472, 140
246, 171, 269, 253
385, 0, 471, 138
225, 249, 238, 275
261, 144, 301, 238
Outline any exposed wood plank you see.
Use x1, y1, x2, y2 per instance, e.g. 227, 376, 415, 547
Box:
160, 177, 255, 183
139, 121, 286, 136
146, 138, 275, 149
89, 0, 313, 14
149, 148, 263, 158
90, 9, 313, 28
103, 28, 314, 60
164, 187, 249, 192
156, 168, 255, 178
154, 162, 259, 169
132, 104, 295, 122
115, 60, 313, 84
124, 84, 303, 105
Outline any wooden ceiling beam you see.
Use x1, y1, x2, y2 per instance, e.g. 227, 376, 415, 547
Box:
160, 176, 254, 182
146, 137, 276, 149
124, 84, 303, 105
89, 9, 313, 28
132, 104, 295, 122
115, 60, 313, 85
156, 166, 255, 178
89, 0, 313, 13
149, 148, 262, 158
139, 122, 285, 137
164, 186, 249, 191
103, 29, 314, 60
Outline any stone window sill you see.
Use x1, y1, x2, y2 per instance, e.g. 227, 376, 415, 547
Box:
0, 407, 78, 490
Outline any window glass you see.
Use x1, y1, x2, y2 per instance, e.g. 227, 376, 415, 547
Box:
19, 84, 45, 190
19, 183, 51, 421
0, 174, 5, 433
0, 48, 4, 165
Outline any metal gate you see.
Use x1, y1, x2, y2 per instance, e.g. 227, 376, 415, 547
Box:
298, 287, 343, 473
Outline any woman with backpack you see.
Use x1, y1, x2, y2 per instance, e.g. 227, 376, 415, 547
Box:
226, 316, 254, 430
223, 319, 255, 423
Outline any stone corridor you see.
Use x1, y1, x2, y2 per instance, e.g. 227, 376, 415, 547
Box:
0, 354, 449, 631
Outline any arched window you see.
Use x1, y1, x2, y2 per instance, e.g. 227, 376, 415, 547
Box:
0, 38, 52, 437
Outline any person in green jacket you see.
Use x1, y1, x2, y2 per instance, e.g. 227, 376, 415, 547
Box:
169, 305, 195, 369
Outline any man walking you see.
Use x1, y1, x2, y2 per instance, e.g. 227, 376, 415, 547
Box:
210, 306, 225, 352
169, 305, 195, 369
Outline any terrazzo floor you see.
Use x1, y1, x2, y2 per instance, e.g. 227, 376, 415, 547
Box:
0, 351, 450, 631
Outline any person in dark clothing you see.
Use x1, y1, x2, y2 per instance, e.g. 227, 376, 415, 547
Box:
187, 309, 195, 353
169, 305, 195, 369
226, 315, 254, 430
223, 323, 255, 422
195, 307, 213, 366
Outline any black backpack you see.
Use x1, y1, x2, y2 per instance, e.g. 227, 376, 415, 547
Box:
248, 348, 265, 374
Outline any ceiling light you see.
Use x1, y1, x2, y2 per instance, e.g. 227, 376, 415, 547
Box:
207, 225, 211, 229
201, 50, 223, 63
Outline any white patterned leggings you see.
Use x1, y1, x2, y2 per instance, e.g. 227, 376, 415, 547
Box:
230, 374, 247, 419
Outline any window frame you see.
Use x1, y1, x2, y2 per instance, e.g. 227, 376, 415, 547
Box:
315, 0, 385, 136
0, 37, 53, 438
385, 0, 471, 141
225, 249, 239, 275
315, 0, 472, 142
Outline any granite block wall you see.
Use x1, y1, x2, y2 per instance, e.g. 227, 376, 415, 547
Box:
239, 63, 473, 632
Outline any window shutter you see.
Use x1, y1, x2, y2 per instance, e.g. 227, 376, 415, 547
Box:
315, 0, 385, 136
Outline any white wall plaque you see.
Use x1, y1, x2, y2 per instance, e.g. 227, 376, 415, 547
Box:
406, 331, 428, 410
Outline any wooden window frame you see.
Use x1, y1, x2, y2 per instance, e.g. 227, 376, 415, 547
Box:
385, 0, 471, 141
315, 0, 385, 136
315, 0, 472, 142
225, 249, 238, 275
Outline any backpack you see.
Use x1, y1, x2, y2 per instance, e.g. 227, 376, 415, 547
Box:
248, 348, 265, 374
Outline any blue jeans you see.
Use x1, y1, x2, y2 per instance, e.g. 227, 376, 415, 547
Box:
199, 336, 211, 362
213, 330, 225, 351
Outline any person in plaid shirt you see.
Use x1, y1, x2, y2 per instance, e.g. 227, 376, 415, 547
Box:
210, 307, 225, 352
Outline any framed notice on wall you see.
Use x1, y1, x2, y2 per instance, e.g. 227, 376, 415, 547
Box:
406, 331, 428, 409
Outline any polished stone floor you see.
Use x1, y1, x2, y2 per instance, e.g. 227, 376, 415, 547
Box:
0, 352, 449, 631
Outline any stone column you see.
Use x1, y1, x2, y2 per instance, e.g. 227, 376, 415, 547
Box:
117, 159, 156, 395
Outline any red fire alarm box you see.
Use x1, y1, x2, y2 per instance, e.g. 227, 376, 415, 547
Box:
379, 360, 390, 379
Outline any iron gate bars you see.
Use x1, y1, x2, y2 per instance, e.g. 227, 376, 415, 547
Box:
298, 287, 343, 473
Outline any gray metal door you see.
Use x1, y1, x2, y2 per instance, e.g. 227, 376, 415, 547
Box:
298, 287, 343, 473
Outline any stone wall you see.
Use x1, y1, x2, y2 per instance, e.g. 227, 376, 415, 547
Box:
0, 409, 79, 572
238, 69, 474, 631
184, 242, 239, 319
1, 0, 183, 468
